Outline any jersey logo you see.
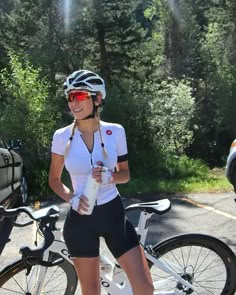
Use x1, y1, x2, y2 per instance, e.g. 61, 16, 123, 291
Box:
106, 130, 112, 135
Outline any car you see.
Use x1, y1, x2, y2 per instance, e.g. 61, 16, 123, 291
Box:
0, 137, 28, 208
0, 137, 29, 254
226, 139, 236, 192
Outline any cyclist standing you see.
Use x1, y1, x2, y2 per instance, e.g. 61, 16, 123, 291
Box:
49, 70, 154, 295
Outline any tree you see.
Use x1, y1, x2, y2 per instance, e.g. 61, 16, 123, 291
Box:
195, 0, 236, 163
0, 52, 59, 195
147, 79, 195, 155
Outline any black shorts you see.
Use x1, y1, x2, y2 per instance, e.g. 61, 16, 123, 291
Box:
63, 196, 139, 258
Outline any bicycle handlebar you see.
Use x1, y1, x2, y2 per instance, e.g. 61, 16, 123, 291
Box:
0, 205, 60, 222
13, 220, 34, 227
0, 205, 61, 258
0, 206, 34, 220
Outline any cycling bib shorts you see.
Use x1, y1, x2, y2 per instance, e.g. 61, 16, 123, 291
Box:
63, 196, 139, 258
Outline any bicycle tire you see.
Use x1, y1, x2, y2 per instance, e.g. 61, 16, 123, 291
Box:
0, 252, 78, 294
147, 233, 236, 295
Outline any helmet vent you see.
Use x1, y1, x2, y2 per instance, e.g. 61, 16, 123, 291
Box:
77, 73, 97, 81
73, 82, 89, 88
88, 79, 103, 85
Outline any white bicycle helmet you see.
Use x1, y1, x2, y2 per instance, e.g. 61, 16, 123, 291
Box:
64, 70, 106, 99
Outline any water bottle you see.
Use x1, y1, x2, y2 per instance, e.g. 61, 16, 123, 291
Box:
81, 171, 100, 215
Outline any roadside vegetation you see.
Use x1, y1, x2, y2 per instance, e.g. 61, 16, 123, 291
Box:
120, 170, 232, 197
120, 156, 232, 197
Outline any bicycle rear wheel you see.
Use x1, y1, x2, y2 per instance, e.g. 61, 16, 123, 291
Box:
147, 233, 236, 295
0, 252, 78, 294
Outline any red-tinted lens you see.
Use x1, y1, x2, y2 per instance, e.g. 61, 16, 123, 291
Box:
67, 91, 91, 102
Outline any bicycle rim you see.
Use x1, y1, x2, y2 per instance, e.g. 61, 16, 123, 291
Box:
148, 234, 236, 295
0, 253, 78, 295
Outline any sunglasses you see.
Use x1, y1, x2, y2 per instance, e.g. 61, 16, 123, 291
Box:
67, 91, 96, 103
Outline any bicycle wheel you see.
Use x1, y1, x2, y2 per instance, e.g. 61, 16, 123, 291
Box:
147, 233, 236, 295
0, 252, 78, 294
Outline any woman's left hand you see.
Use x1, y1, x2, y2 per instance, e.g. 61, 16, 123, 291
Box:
92, 161, 113, 184
92, 164, 104, 183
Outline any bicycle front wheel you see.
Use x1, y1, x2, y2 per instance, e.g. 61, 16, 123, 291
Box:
148, 233, 236, 295
0, 252, 78, 295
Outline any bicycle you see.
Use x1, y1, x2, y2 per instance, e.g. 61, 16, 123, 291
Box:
0, 198, 236, 295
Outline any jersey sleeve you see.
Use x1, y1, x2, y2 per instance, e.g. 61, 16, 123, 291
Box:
51, 130, 65, 156
117, 125, 128, 162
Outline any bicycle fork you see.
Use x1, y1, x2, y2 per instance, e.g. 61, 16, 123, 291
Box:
24, 251, 50, 295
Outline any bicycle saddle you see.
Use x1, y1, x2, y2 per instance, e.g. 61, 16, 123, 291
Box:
125, 199, 171, 215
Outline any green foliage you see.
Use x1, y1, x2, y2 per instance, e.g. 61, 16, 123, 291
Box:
147, 79, 195, 155
1, 1, 236, 197
119, 155, 230, 196
202, 5, 236, 128
192, 1, 236, 163
1, 53, 50, 144
119, 173, 231, 195
129, 147, 208, 179
0, 52, 58, 197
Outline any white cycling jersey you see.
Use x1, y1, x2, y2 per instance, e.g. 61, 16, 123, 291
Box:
51, 121, 128, 205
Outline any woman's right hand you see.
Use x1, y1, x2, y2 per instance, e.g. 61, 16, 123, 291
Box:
70, 194, 89, 214
77, 195, 89, 215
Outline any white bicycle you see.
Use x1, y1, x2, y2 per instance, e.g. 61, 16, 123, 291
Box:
0, 199, 236, 295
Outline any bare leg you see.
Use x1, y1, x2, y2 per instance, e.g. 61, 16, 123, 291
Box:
117, 245, 154, 295
72, 256, 101, 295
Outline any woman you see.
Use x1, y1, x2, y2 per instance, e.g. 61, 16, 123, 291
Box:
49, 70, 153, 295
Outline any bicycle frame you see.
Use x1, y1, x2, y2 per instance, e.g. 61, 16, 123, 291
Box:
33, 230, 134, 295
30, 210, 194, 295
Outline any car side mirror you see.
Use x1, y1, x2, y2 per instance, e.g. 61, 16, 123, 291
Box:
9, 139, 22, 150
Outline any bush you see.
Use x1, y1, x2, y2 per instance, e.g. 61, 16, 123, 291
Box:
0, 52, 59, 199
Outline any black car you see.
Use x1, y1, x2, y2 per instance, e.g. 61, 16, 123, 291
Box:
0, 137, 28, 208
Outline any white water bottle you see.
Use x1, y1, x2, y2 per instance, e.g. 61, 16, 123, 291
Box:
81, 171, 100, 215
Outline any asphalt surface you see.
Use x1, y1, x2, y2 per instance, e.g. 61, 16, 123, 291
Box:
0, 191, 236, 294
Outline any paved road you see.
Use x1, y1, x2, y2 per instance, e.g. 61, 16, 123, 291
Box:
1, 192, 236, 294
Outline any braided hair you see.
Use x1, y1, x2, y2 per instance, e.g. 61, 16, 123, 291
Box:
64, 108, 107, 160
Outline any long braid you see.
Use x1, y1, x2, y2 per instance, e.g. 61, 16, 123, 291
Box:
64, 119, 78, 159
96, 108, 108, 159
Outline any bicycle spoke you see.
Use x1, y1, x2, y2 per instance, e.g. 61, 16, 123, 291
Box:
42, 266, 63, 287
12, 275, 27, 293
194, 249, 216, 275
149, 236, 236, 295
0, 286, 24, 294
191, 279, 224, 295
0, 255, 77, 295
194, 257, 225, 281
